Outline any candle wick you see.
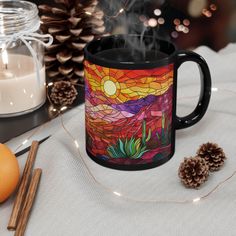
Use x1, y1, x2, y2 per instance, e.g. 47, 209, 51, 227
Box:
5, 63, 8, 70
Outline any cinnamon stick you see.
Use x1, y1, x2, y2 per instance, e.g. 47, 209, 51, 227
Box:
8, 141, 39, 231
15, 169, 42, 236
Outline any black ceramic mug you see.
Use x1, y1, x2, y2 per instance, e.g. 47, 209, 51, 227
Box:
84, 35, 211, 170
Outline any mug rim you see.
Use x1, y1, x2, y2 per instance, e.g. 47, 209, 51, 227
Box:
84, 34, 177, 69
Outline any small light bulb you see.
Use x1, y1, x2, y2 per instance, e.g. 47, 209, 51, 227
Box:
74, 140, 79, 149
212, 87, 218, 92
47, 82, 53, 87
85, 11, 92, 15
22, 139, 28, 145
119, 8, 124, 13
60, 106, 68, 111
193, 197, 201, 203
113, 191, 122, 197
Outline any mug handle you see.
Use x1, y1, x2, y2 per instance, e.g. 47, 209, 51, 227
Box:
174, 50, 212, 130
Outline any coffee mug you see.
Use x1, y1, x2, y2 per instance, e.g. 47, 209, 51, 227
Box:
84, 35, 211, 170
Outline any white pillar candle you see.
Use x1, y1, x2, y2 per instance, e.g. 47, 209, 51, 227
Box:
0, 54, 46, 116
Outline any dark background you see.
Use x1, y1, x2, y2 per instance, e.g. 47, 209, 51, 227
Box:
33, 0, 236, 51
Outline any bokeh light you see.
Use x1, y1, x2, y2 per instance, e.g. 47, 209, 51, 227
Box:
154, 9, 162, 16
177, 24, 185, 31
157, 17, 165, 25
210, 4, 217, 11
139, 15, 147, 22
202, 9, 212, 18
183, 27, 189, 34
171, 31, 178, 38
175, 21, 189, 34
143, 20, 149, 27
148, 18, 158, 27
174, 18, 180, 25
183, 19, 190, 26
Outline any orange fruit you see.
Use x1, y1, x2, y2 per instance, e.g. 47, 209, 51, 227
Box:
0, 143, 20, 203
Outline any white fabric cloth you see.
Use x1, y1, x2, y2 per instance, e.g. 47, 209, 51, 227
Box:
1, 44, 236, 236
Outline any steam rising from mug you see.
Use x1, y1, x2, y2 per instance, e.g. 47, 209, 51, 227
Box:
101, 0, 166, 62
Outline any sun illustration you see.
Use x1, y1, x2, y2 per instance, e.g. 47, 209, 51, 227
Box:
104, 81, 116, 95
101, 76, 120, 98
84, 60, 173, 103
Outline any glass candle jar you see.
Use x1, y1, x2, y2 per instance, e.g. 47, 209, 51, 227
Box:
0, 0, 52, 117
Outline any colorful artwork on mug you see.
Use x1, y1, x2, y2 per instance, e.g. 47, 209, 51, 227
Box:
84, 60, 174, 166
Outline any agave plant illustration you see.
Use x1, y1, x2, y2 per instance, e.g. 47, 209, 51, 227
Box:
107, 120, 151, 159
107, 137, 148, 159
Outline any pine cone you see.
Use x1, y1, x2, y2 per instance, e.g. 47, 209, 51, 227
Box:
39, 0, 106, 84
197, 142, 226, 172
50, 81, 78, 106
178, 156, 209, 189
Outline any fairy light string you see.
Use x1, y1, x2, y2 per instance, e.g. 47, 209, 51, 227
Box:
58, 86, 236, 203
14, 84, 236, 204
59, 110, 236, 204
15, 110, 236, 204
